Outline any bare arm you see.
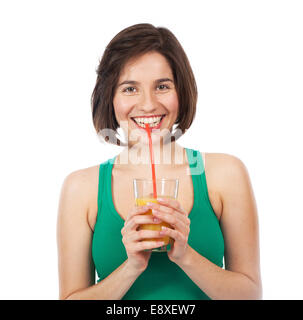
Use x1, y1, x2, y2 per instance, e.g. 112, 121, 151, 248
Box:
56, 170, 143, 300
64, 260, 142, 300
174, 154, 262, 299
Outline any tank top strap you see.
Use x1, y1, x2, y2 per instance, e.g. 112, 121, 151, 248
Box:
96, 156, 116, 222
185, 148, 216, 217
185, 148, 205, 175
185, 148, 205, 220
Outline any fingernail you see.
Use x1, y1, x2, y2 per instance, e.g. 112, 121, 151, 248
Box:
159, 226, 167, 235
153, 217, 160, 222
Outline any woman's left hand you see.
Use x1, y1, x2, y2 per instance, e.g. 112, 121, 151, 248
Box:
147, 198, 191, 263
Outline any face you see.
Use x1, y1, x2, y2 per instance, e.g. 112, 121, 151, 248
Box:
113, 51, 179, 147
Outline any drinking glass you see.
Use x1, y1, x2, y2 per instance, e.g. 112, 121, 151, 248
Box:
133, 178, 179, 252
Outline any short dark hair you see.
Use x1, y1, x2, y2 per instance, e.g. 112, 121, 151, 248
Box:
91, 23, 197, 146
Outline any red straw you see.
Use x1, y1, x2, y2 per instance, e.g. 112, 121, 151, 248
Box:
145, 123, 157, 199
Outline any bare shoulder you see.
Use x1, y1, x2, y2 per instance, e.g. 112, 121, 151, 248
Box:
59, 165, 100, 222
203, 152, 252, 219
204, 152, 245, 167
57, 165, 100, 299
204, 153, 261, 294
205, 152, 257, 220
204, 152, 249, 189
66, 165, 99, 186
62, 165, 99, 197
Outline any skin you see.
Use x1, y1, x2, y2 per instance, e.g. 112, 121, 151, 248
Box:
57, 51, 262, 300
112, 51, 180, 165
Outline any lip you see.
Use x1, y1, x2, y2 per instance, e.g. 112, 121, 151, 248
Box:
131, 114, 165, 119
131, 115, 166, 131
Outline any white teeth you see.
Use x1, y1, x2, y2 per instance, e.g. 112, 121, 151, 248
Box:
135, 116, 161, 123
133, 115, 163, 128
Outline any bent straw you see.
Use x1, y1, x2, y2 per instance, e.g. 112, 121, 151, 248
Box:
144, 123, 157, 199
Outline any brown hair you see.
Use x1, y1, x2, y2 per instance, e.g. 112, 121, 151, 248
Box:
91, 23, 197, 146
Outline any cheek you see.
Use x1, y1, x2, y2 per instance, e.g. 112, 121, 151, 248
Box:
161, 93, 179, 113
113, 96, 133, 121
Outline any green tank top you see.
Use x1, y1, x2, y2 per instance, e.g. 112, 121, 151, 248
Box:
92, 148, 224, 300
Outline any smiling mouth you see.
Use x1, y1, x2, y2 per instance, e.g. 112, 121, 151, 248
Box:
131, 115, 166, 129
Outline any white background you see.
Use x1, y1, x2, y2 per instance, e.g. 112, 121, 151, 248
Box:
0, 0, 302, 299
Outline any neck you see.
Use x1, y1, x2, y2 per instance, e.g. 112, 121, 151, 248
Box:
116, 141, 187, 168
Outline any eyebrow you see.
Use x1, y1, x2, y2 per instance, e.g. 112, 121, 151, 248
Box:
118, 78, 174, 87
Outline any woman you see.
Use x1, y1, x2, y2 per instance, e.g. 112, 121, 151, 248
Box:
57, 23, 262, 300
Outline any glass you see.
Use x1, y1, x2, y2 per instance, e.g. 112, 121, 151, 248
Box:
133, 178, 179, 252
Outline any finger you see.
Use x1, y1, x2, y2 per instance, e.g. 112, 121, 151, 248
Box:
132, 240, 166, 252
160, 226, 188, 243
159, 226, 187, 243
151, 204, 190, 226
125, 205, 150, 223
121, 214, 162, 236
152, 209, 190, 231
156, 198, 188, 216
131, 229, 164, 242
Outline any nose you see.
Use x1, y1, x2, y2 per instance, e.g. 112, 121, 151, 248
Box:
137, 90, 158, 113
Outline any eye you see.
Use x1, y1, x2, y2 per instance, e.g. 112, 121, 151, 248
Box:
157, 84, 170, 90
123, 86, 137, 93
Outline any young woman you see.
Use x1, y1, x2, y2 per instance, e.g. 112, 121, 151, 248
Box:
57, 23, 262, 300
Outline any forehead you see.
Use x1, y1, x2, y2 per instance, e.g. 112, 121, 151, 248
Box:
119, 51, 173, 80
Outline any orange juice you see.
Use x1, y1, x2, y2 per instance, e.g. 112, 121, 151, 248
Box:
136, 197, 173, 245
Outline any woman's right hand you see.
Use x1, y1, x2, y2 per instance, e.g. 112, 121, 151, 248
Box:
121, 205, 164, 274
